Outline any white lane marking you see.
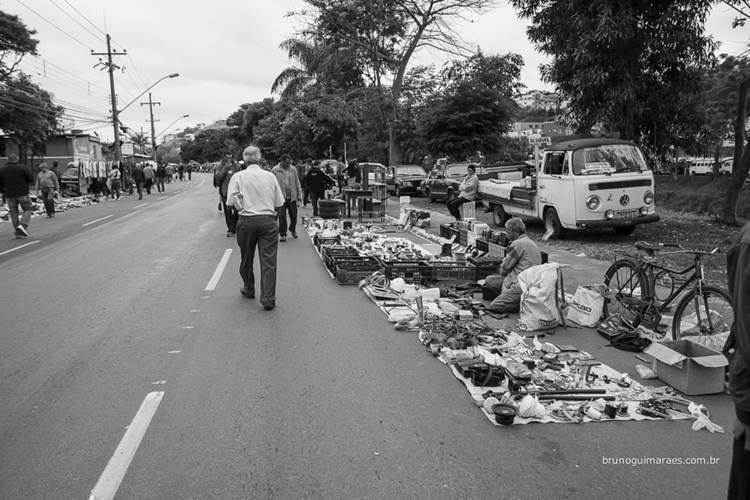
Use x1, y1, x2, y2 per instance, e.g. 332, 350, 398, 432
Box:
0, 240, 40, 257
204, 249, 232, 291
167, 350, 181, 354
88, 391, 164, 500
151, 380, 166, 385
82, 214, 114, 227
134, 203, 147, 209
181, 326, 194, 329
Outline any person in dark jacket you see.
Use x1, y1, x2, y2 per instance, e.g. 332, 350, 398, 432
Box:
133, 163, 146, 200
214, 159, 239, 236
156, 163, 167, 192
304, 163, 334, 217
727, 222, 750, 499
0, 154, 34, 238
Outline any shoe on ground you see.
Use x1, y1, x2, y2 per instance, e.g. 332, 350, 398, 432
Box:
240, 288, 255, 299
226, 231, 233, 237
279, 235, 287, 242
291, 231, 298, 239
16, 225, 29, 237
263, 303, 275, 311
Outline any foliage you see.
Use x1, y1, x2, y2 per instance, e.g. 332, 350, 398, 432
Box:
180, 128, 240, 163
0, 10, 38, 81
0, 73, 62, 162
511, 0, 716, 152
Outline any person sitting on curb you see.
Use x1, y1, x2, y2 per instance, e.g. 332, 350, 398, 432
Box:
484, 217, 542, 314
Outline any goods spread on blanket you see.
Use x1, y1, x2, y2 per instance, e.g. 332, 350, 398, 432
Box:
0, 195, 98, 222
304, 218, 722, 431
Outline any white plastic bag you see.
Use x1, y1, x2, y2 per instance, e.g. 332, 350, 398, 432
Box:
517, 263, 563, 331
565, 286, 605, 327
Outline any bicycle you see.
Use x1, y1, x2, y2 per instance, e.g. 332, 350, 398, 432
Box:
602, 241, 733, 340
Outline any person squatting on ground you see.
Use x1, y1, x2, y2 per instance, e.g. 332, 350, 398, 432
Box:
35, 162, 59, 217
272, 154, 302, 241
726, 222, 750, 499
143, 163, 156, 195
227, 145, 285, 311
109, 165, 122, 199
447, 164, 479, 221
214, 159, 239, 236
304, 162, 334, 217
0, 154, 34, 238
484, 217, 542, 313
133, 163, 146, 200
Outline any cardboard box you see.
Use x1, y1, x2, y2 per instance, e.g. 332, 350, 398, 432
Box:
644, 340, 728, 395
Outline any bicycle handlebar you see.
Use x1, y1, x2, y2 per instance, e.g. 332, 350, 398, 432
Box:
634, 241, 720, 256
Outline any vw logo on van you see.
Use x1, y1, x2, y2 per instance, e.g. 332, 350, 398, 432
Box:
620, 194, 630, 206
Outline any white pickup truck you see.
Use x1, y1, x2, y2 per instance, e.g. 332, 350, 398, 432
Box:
478, 138, 659, 239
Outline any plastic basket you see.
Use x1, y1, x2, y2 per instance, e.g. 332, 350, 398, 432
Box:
313, 234, 341, 249
322, 246, 359, 269
431, 261, 477, 281
380, 259, 432, 284
333, 256, 383, 285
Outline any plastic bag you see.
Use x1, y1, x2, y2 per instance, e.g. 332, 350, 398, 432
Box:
565, 286, 605, 327
517, 263, 563, 332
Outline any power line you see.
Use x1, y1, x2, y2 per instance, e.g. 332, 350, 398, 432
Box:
45, 0, 103, 44
12, 0, 93, 50
58, 0, 107, 37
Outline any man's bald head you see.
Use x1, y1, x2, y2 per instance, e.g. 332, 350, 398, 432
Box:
243, 146, 261, 163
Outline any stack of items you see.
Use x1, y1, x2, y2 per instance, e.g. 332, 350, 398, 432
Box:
1, 194, 98, 223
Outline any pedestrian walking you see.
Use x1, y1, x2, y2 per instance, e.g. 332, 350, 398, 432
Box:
178, 164, 185, 181
109, 165, 122, 199
727, 222, 750, 499
297, 159, 310, 206
186, 162, 193, 180
156, 163, 167, 192
214, 159, 238, 236
0, 154, 34, 238
227, 145, 284, 311
143, 162, 156, 195
133, 163, 146, 200
35, 162, 59, 217
272, 154, 302, 241
304, 162, 334, 217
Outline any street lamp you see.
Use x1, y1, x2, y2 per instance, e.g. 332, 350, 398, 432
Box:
156, 114, 190, 141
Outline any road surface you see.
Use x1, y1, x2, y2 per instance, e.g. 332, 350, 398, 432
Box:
0, 174, 734, 499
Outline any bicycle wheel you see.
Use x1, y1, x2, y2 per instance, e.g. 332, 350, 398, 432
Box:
603, 259, 647, 325
672, 286, 733, 341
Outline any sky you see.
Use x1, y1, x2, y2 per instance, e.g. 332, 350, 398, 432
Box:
2, 0, 749, 142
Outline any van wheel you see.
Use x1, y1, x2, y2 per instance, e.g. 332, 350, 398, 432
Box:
543, 207, 563, 240
493, 206, 509, 227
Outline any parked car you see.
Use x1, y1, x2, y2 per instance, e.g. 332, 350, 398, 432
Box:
719, 157, 733, 176
422, 163, 470, 202
687, 157, 715, 175
385, 164, 427, 196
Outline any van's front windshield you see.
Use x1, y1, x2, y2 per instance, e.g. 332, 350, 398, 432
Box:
572, 145, 648, 175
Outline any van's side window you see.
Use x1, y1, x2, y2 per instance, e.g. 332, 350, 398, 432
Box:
543, 152, 565, 175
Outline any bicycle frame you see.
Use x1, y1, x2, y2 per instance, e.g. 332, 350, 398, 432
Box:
640, 259, 700, 313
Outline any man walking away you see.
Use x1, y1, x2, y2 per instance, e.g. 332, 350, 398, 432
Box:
227, 146, 284, 311
305, 162, 334, 217
272, 154, 302, 241
447, 164, 479, 221
143, 162, 156, 195
109, 165, 122, 200
727, 222, 750, 499
0, 154, 34, 238
214, 159, 238, 236
36, 162, 59, 217
133, 163, 146, 200
186, 162, 193, 180
156, 163, 166, 192
178, 164, 185, 181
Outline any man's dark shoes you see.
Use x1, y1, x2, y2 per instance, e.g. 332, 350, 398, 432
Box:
291, 231, 298, 239
279, 235, 287, 242
263, 303, 275, 311
240, 288, 255, 299
16, 224, 29, 237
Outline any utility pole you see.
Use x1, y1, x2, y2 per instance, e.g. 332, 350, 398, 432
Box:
141, 93, 161, 162
92, 34, 127, 165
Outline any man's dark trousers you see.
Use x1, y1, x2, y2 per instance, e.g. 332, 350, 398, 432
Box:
145, 179, 153, 195
447, 196, 471, 220
222, 197, 238, 233
8, 196, 33, 228
135, 182, 143, 200
310, 191, 324, 217
156, 177, 165, 192
40, 188, 55, 216
277, 200, 297, 236
236, 215, 279, 307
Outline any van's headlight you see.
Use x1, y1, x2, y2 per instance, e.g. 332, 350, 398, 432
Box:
643, 190, 654, 205
605, 209, 615, 220
639, 207, 649, 216
586, 194, 601, 210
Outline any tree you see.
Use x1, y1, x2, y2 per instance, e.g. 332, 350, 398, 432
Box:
180, 128, 239, 163
0, 10, 38, 82
0, 73, 62, 162
419, 53, 522, 158
129, 131, 149, 153
724, 0, 749, 27
226, 98, 275, 144
511, 0, 715, 151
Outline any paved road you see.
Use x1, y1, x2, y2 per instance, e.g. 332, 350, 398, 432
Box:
0, 175, 734, 499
